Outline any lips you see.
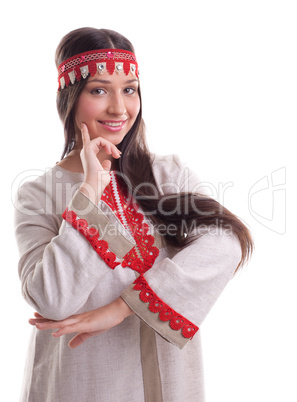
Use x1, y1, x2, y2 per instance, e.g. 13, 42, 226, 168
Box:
98, 120, 127, 132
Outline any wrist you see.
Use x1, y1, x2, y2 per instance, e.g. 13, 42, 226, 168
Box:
79, 180, 106, 205
115, 297, 134, 320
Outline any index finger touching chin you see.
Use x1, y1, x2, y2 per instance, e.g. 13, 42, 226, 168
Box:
81, 123, 90, 144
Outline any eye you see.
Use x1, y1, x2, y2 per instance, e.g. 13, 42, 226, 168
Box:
90, 88, 106, 95
124, 87, 136, 95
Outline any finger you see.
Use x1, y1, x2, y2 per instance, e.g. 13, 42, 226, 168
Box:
106, 142, 121, 159
97, 138, 113, 155
101, 160, 112, 172
34, 312, 44, 318
52, 322, 87, 337
81, 123, 90, 145
35, 321, 60, 330
68, 332, 94, 349
111, 145, 122, 159
92, 137, 121, 158
29, 318, 54, 326
36, 316, 79, 331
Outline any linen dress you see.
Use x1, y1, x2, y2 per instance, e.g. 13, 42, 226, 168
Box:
14, 154, 241, 402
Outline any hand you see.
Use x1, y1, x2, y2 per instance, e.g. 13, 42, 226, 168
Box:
79, 123, 122, 204
29, 297, 134, 349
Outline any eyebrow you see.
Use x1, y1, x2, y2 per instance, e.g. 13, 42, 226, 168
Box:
87, 78, 139, 85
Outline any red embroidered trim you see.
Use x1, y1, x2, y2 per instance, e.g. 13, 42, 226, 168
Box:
101, 173, 159, 274
57, 48, 138, 90
62, 208, 120, 270
133, 275, 199, 339
63, 173, 159, 273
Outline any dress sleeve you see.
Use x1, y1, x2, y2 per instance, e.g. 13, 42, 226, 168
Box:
121, 154, 242, 348
121, 230, 241, 349
14, 184, 135, 321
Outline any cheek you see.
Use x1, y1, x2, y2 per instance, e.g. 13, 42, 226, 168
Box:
76, 99, 98, 121
130, 98, 141, 120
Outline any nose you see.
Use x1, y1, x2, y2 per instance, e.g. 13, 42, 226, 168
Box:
107, 92, 127, 116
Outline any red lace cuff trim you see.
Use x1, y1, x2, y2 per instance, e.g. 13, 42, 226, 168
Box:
62, 208, 121, 269
101, 172, 159, 274
133, 275, 199, 339
62, 172, 159, 273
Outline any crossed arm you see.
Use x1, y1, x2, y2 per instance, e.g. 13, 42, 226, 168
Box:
29, 296, 134, 348
29, 124, 134, 348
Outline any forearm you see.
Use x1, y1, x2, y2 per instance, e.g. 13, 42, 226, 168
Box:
79, 179, 106, 205
116, 296, 134, 320
30, 296, 135, 349
20, 223, 111, 320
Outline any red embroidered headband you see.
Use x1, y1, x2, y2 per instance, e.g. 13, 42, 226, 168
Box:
57, 48, 139, 90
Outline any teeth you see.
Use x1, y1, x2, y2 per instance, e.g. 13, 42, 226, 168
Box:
103, 121, 124, 127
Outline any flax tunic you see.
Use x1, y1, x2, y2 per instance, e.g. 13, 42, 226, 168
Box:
14, 154, 241, 402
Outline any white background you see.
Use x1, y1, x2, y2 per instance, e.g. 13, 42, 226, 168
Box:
1, 0, 296, 400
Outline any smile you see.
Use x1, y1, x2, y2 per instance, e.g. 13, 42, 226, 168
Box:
98, 120, 127, 132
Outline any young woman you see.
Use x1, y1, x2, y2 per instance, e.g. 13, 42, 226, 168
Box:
14, 27, 253, 401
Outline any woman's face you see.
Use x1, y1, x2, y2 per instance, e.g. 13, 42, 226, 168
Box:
75, 71, 140, 145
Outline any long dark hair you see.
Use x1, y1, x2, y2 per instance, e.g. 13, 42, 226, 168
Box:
56, 27, 253, 272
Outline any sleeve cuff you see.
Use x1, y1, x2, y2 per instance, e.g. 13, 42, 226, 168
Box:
63, 190, 135, 266
121, 275, 199, 349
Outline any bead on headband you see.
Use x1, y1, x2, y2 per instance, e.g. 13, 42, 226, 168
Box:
57, 48, 139, 90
